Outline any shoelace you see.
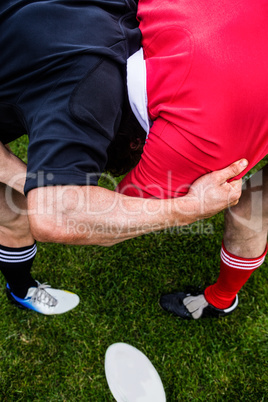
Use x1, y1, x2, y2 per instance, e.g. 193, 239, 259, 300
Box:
31, 283, 58, 307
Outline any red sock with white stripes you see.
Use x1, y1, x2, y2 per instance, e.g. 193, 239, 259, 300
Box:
204, 242, 267, 309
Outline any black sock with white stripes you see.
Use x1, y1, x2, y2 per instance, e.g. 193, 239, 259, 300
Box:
0, 243, 38, 298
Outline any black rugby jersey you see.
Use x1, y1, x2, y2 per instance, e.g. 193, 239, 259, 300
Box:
0, 0, 140, 193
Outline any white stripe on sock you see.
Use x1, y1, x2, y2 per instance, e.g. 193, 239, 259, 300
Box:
221, 247, 265, 264
0, 244, 37, 263
0, 244, 37, 256
221, 248, 265, 270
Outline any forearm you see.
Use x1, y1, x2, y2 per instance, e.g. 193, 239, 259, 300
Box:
87, 190, 199, 245
27, 185, 199, 246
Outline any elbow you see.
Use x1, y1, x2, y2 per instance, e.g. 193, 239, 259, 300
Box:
28, 215, 117, 246
26, 186, 124, 246
29, 215, 61, 243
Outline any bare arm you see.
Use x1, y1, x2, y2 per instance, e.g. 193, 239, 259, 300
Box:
27, 159, 248, 246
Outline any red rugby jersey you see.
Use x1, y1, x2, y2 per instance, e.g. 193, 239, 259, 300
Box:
118, 0, 268, 198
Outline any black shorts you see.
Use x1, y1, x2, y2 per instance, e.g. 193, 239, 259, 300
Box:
0, 0, 140, 194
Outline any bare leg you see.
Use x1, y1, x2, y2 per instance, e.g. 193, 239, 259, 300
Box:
0, 141, 34, 245
160, 165, 268, 319
0, 181, 80, 312
224, 164, 268, 257
0, 156, 80, 313
0, 181, 38, 297
0, 142, 27, 195
0, 141, 36, 296
202, 164, 268, 311
0, 183, 34, 247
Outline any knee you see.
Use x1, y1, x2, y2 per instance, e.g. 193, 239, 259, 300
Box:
224, 200, 267, 242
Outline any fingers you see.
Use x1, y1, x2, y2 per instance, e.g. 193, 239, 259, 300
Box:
227, 178, 243, 205
215, 159, 248, 184
228, 198, 239, 207
230, 179, 242, 192
229, 178, 242, 191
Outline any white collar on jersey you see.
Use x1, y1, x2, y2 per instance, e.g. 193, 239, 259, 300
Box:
127, 47, 151, 136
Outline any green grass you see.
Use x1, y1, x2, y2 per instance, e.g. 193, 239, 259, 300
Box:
0, 138, 267, 401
